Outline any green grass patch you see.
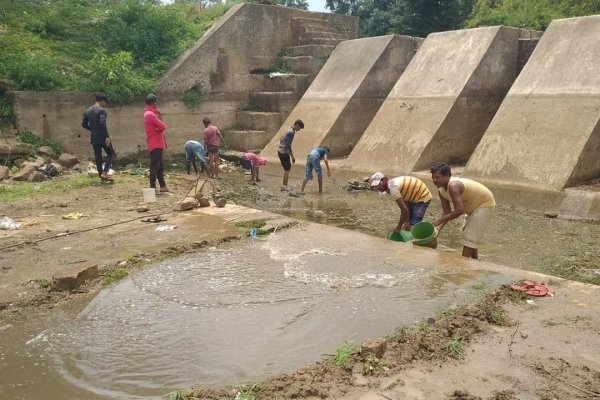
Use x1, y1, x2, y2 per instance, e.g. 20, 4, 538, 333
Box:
444, 335, 465, 359
103, 268, 128, 286
0, 175, 97, 202
164, 389, 195, 400
333, 340, 360, 369
266, 51, 292, 74
233, 385, 260, 400
37, 278, 52, 289
482, 302, 509, 326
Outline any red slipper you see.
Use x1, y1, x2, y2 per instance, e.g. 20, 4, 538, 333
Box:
511, 280, 553, 297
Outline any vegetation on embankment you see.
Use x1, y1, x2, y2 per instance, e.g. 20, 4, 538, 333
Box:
0, 0, 237, 104
326, 0, 600, 38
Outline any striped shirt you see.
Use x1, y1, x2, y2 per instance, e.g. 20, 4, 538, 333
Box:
388, 176, 432, 203
439, 177, 496, 214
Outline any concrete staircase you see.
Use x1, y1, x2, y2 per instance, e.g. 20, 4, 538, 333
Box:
223, 17, 355, 151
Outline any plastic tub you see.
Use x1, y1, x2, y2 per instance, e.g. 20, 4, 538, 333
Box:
142, 188, 156, 203
387, 230, 413, 242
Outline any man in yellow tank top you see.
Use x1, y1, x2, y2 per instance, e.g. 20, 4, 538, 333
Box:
369, 172, 432, 233
430, 162, 496, 259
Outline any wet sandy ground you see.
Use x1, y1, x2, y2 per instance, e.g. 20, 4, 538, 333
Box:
1, 165, 599, 400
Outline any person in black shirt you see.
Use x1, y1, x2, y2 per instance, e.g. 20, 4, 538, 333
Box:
82, 92, 114, 180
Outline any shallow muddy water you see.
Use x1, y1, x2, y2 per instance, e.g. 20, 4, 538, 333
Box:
230, 165, 600, 284
1, 224, 519, 400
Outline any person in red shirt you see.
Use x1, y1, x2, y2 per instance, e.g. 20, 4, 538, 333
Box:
143, 94, 170, 193
202, 117, 223, 179
241, 152, 267, 182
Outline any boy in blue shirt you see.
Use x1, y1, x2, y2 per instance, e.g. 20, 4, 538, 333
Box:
184, 140, 207, 175
301, 147, 330, 195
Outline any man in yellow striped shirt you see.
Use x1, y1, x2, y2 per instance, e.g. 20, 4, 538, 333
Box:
430, 162, 496, 260
370, 172, 432, 233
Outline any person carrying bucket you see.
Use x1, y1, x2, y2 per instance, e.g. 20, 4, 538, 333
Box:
430, 162, 496, 260
369, 172, 432, 233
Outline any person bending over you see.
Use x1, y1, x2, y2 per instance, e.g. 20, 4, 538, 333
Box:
301, 146, 330, 195
430, 162, 496, 259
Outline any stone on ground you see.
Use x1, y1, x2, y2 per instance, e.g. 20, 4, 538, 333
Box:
57, 153, 79, 168
360, 337, 387, 359
174, 197, 199, 211
11, 165, 36, 181
0, 138, 33, 161
0, 165, 10, 181
27, 171, 46, 182
37, 146, 56, 158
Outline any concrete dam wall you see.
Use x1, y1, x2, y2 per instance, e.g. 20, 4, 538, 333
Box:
342, 26, 538, 176
262, 34, 421, 161
464, 15, 600, 190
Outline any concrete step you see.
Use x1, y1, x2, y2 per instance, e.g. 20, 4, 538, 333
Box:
284, 44, 335, 58
297, 36, 344, 46
303, 30, 346, 40
281, 56, 326, 75
292, 17, 330, 27
236, 111, 282, 132
249, 91, 298, 113
248, 73, 310, 93
222, 129, 272, 152
298, 24, 338, 34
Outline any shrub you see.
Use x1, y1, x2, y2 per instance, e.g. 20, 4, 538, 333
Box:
0, 0, 237, 103
0, 94, 14, 129
16, 128, 64, 156
182, 85, 203, 109
333, 340, 360, 369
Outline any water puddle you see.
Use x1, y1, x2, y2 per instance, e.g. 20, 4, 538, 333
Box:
1, 225, 511, 400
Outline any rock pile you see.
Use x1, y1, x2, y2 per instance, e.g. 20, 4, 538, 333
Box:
1, 146, 81, 182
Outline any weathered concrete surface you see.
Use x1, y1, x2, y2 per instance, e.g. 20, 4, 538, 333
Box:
262, 35, 419, 160
12, 91, 238, 157
344, 26, 531, 175
464, 16, 600, 190
158, 3, 357, 94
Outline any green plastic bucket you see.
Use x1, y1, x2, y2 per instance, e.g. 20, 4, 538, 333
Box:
387, 230, 413, 242
411, 222, 438, 247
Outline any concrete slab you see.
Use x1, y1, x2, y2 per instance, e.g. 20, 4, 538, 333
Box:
262, 35, 419, 160
464, 16, 600, 190
344, 26, 527, 175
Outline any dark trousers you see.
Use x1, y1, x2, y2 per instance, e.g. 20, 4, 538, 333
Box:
92, 143, 114, 176
149, 148, 166, 189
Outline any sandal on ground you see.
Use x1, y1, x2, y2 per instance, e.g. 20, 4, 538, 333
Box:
510, 280, 554, 297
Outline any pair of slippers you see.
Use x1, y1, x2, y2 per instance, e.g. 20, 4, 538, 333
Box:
511, 280, 555, 297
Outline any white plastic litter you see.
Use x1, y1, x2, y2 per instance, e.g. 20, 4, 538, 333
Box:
155, 224, 176, 232
269, 72, 292, 78
526, 299, 535, 305
0, 216, 21, 230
